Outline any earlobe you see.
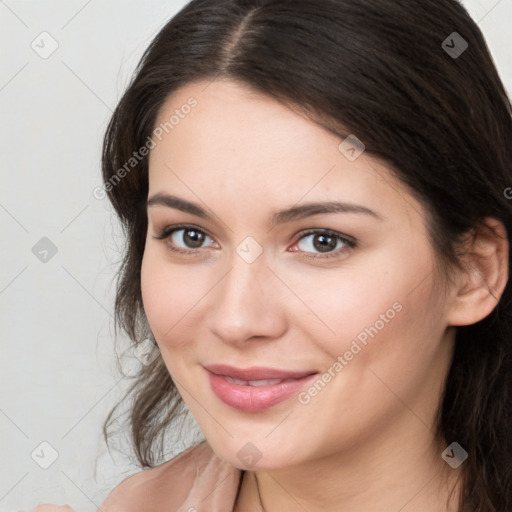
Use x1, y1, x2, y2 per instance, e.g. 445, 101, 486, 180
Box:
446, 217, 509, 327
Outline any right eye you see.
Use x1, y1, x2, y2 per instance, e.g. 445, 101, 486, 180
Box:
153, 225, 219, 254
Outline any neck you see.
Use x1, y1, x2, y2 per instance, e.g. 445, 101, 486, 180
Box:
235, 419, 464, 512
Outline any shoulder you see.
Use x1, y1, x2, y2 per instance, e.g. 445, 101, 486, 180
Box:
97, 442, 208, 512
98, 441, 242, 512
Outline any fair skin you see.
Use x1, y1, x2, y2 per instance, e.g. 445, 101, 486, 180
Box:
30, 78, 508, 512
139, 79, 507, 511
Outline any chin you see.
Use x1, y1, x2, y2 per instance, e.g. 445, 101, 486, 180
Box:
208, 436, 301, 471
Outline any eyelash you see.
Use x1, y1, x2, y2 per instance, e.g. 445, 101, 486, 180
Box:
152, 224, 357, 260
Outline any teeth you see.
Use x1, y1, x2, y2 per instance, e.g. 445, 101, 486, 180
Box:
248, 379, 283, 386
224, 376, 285, 386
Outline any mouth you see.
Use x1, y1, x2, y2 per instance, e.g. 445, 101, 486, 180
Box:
204, 364, 318, 412
205, 363, 317, 381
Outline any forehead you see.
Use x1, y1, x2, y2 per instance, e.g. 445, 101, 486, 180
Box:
148, 79, 425, 225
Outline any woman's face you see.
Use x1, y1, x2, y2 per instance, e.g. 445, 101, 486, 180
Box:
141, 78, 457, 470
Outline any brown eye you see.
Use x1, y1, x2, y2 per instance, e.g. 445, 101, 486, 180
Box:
295, 230, 355, 257
153, 226, 217, 252
180, 229, 206, 248
312, 233, 338, 252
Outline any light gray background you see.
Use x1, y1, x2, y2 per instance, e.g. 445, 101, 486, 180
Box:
1, 1, 511, 511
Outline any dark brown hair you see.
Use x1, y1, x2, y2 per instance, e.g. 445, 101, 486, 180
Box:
101, 1, 512, 510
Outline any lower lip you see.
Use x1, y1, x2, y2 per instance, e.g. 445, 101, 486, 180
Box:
206, 369, 318, 412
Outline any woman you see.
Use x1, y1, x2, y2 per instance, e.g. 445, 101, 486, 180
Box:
31, 0, 512, 510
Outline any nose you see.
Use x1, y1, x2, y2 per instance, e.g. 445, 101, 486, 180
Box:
207, 255, 288, 346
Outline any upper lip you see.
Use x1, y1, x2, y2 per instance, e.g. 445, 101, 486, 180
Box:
205, 364, 317, 381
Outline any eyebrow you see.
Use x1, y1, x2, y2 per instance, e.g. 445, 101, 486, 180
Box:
147, 192, 384, 225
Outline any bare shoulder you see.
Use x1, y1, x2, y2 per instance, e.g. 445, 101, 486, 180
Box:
96, 470, 144, 512
97, 442, 210, 512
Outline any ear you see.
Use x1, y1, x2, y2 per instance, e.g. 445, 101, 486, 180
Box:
446, 217, 509, 326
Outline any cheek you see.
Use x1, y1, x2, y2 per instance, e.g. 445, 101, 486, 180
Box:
140, 247, 201, 344
293, 250, 439, 367
285, 266, 405, 347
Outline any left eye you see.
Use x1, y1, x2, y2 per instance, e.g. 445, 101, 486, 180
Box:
295, 231, 352, 255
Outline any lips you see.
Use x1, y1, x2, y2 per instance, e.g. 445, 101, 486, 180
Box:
205, 364, 318, 412
205, 363, 316, 381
